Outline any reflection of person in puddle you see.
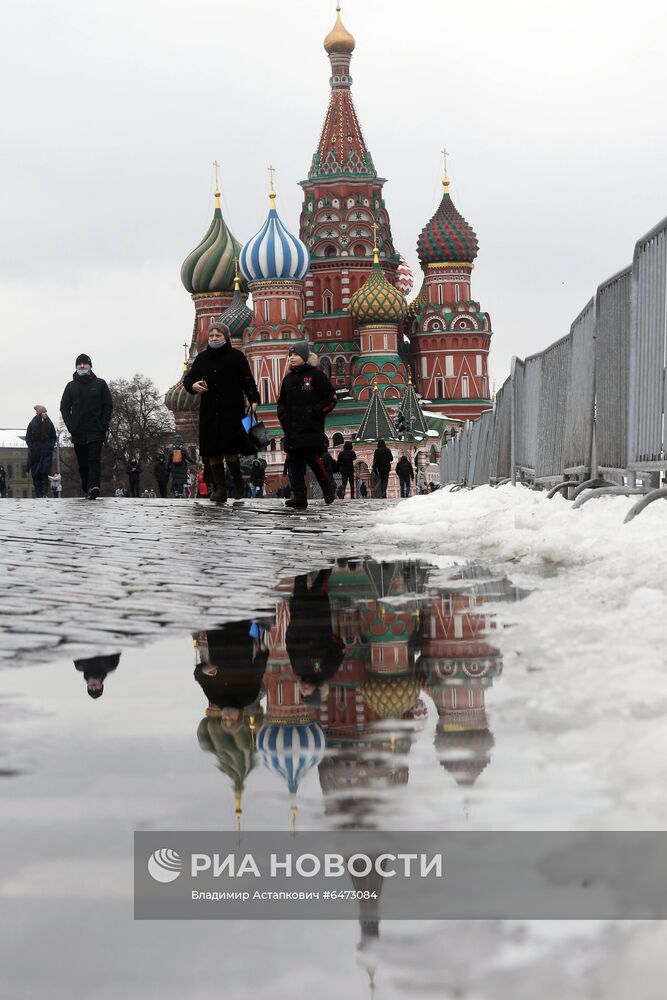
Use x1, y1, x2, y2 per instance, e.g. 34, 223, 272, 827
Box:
74, 653, 120, 699
286, 570, 345, 703
194, 621, 269, 728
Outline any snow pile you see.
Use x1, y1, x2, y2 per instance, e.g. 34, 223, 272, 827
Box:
370, 484, 667, 829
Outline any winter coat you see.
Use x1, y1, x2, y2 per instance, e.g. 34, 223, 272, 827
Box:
194, 622, 268, 710
395, 456, 414, 481
153, 457, 169, 484
60, 371, 113, 445
74, 653, 120, 682
372, 444, 393, 476
250, 462, 266, 486
277, 363, 337, 453
285, 573, 345, 687
25, 415, 56, 476
321, 451, 338, 479
127, 460, 141, 481
183, 343, 260, 458
337, 446, 357, 475
167, 444, 194, 485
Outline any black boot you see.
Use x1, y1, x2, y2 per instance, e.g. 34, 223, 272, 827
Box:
209, 463, 227, 503
285, 488, 307, 510
226, 459, 245, 500
320, 480, 336, 505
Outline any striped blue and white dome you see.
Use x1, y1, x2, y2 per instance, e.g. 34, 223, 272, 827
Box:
257, 723, 326, 794
240, 196, 310, 283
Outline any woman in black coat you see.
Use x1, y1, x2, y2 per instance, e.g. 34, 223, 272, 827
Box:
183, 322, 260, 501
194, 621, 268, 728
276, 342, 337, 510
25, 405, 57, 497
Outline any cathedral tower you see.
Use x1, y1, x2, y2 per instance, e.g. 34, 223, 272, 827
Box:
409, 163, 493, 421
299, 4, 402, 392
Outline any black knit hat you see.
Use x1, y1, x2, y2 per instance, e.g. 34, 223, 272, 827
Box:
288, 341, 310, 362
75, 353, 92, 366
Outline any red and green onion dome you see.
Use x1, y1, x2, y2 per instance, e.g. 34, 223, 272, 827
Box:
349, 256, 409, 326
181, 192, 244, 294
417, 179, 479, 266
435, 724, 495, 787
406, 281, 426, 322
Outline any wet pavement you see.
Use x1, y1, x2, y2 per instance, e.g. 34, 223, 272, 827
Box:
0, 500, 642, 998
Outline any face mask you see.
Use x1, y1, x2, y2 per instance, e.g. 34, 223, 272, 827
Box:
208, 339, 225, 350
76, 367, 91, 376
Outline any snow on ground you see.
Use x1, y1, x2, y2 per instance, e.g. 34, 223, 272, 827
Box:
370, 484, 667, 830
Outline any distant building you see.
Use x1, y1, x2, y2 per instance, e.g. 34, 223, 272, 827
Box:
0, 432, 32, 498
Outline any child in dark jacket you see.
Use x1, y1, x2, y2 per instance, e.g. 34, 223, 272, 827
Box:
276, 342, 338, 510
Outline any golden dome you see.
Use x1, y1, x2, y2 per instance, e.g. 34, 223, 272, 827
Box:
324, 4, 356, 54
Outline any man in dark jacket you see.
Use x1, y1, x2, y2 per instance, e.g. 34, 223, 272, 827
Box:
74, 653, 120, 699
60, 353, 113, 499
276, 343, 338, 510
194, 622, 268, 727
183, 321, 260, 501
153, 454, 169, 497
166, 436, 195, 497
25, 404, 57, 497
337, 440, 357, 498
395, 454, 414, 498
285, 570, 345, 701
372, 439, 393, 499
0, 466, 6, 498
126, 456, 141, 498
249, 460, 266, 498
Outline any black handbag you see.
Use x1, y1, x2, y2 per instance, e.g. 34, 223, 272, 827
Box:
246, 413, 270, 451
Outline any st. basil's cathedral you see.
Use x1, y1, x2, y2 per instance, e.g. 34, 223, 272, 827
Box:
166, 4, 494, 495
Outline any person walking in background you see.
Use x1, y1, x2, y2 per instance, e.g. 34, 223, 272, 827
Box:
277, 342, 337, 510
372, 438, 393, 499
60, 353, 112, 500
126, 456, 141, 497
359, 480, 368, 499
25, 405, 57, 498
153, 453, 169, 497
183, 320, 260, 502
395, 453, 414, 498
0, 466, 6, 498
337, 440, 357, 498
249, 459, 266, 498
74, 653, 120, 700
48, 471, 62, 499
167, 435, 194, 497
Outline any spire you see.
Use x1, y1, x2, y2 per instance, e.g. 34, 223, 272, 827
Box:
307, 5, 375, 180
398, 381, 429, 437
356, 384, 398, 441
417, 153, 479, 266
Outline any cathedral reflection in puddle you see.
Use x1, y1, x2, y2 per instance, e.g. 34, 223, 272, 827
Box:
194, 559, 527, 833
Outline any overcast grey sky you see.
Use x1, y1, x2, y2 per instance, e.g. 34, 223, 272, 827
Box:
1, 0, 666, 427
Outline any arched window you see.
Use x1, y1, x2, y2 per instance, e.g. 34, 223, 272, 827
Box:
323, 291, 334, 314
353, 244, 366, 257
319, 356, 331, 377
332, 432, 345, 447
335, 356, 346, 378
324, 245, 336, 257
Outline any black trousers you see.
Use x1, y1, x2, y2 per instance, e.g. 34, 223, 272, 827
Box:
128, 478, 140, 498
340, 471, 355, 498
73, 441, 103, 493
376, 472, 389, 498
399, 477, 411, 498
288, 451, 329, 490
156, 480, 168, 498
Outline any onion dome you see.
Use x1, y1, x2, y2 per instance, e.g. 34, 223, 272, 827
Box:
395, 255, 414, 297
215, 261, 252, 344
362, 674, 421, 720
324, 3, 356, 53
417, 178, 479, 266
240, 189, 310, 283
257, 722, 325, 794
435, 724, 495, 787
164, 377, 198, 413
350, 244, 409, 325
181, 188, 243, 294
406, 281, 426, 322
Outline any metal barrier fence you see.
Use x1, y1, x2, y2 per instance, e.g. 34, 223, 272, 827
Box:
439, 215, 667, 489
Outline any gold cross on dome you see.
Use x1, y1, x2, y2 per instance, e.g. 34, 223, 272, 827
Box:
213, 160, 221, 189
267, 164, 276, 191
441, 148, 449, 179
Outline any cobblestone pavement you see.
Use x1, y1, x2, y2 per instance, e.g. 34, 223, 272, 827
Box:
0, 497, 394, 667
